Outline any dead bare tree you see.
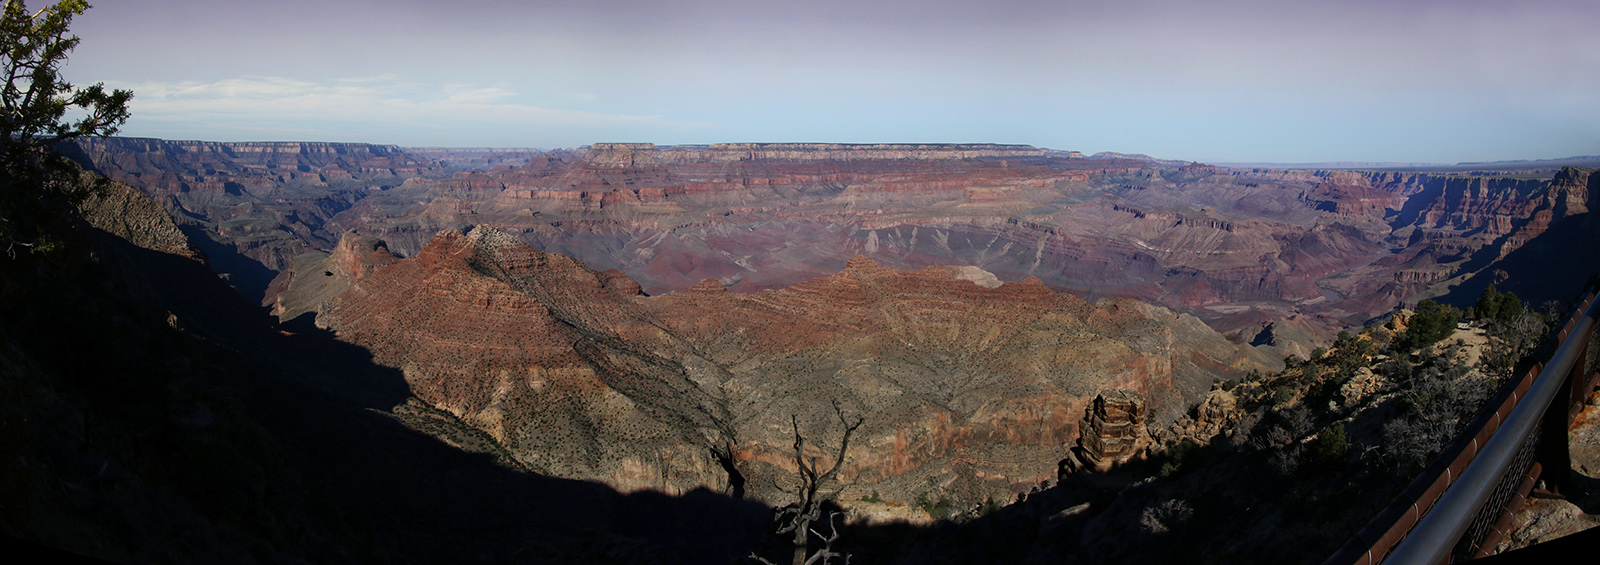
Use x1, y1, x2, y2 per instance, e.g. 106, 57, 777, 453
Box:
750, 400, 864, 565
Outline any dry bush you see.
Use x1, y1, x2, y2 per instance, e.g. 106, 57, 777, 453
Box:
1139, 498, 1194, 534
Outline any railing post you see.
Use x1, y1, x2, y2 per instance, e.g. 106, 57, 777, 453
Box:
1568, 325, 1596, 424
1537, 371, 1572, 495
1541, 297, 1595, 496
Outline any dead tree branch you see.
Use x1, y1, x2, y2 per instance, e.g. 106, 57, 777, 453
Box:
766, 400, 864, 565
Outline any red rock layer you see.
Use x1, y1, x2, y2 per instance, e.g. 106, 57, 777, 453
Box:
321, 228, 735, 493
80, 136, 1599, 347
308, 229, 1268, 506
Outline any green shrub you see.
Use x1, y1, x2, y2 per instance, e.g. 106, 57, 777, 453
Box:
1474, 285, 1523, 325
915, 491, 956, 519
1272, 385, 1294, 406
1396, 300, 1460, 352
978, 496, 1001, 517
1295, 424, 1349, 474
1160, 441, 1201, 478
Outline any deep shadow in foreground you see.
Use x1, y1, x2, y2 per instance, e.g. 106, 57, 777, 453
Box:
0, 220, 767, 563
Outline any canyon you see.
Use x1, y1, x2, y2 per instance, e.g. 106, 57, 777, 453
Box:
69, 140, 1600, 342
63, 137, 1600, 512
6, 135, 1595, 564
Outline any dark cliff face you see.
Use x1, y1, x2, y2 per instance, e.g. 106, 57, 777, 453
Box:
1433, 167, 1600, 309
1342, 167, 1600, 308
4, 170, 772, 563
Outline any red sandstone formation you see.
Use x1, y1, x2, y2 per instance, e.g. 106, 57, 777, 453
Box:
69, 136, 1600, 521
298, 228, 1272, 507
1062, 390, 1151, 474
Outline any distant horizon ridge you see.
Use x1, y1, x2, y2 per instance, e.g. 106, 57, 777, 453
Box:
69, 135, 1596, 169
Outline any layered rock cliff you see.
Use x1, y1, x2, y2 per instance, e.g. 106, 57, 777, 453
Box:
75, 136, 1600, 355
299, 228, 1274, 508
53, 137, 1600, 560
330, 145, 1593, 344
581, 142, 1072, 166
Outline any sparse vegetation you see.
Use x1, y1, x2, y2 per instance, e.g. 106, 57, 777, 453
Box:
1295, 423, 1349, 474
1381, 344, 1492, 469
1476, 286, 1548, 381
1139, 498, 1194, 534
915, 491, 957, 519
882, 298, 1570, 564
1158, 440, 1201, 478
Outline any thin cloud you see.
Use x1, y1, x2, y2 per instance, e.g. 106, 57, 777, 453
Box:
109, 76, 715, 142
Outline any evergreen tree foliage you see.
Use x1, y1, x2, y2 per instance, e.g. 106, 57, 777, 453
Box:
0, 0, 130, 257
1395, 299, 1460, 352
1472, 284, 1523, 325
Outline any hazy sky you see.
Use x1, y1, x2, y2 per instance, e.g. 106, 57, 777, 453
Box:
60, 0, 1600, 162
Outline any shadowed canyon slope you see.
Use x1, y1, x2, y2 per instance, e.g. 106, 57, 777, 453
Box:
5, 178, 772, 563
291, 226, 1272, 507
69, 139, 1600, 343
63, 137, 448, 300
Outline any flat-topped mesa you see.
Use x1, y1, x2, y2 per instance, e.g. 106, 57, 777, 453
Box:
66, 138, 440, 194
583, 142, 1070, 167
70, 137, 411, 167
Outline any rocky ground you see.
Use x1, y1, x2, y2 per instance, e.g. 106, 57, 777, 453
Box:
840, 305, 1560, 564
1498, 390, 1600, 552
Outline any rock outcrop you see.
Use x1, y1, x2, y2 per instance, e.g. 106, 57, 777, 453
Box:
1063, 390, 1151, 473
266, 231, 399, 322
77, 180, 204, 262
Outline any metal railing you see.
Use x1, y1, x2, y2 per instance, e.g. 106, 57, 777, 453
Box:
1385, 292, 1599, 562
1325, 291, 1600, 564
